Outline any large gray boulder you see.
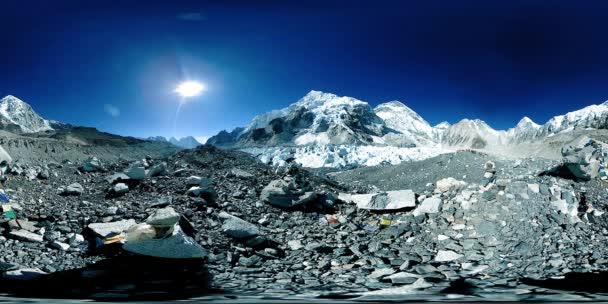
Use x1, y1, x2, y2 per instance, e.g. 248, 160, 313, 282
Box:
561, 136, 603, 181
123, 226, 206, 259
260, 179, 302, 208
219, 212, 259, 239
80, 157, 104, 172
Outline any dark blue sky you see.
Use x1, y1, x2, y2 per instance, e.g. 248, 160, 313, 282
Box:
1, 0, 608, 139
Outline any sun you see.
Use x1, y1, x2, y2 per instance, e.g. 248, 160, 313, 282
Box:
175, 81, 205, 97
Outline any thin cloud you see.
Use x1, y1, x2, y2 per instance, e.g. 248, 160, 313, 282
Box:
177, 12, 206, 21
103, 104, 120, 117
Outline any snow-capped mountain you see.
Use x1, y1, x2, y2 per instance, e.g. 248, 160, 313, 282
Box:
226, 90, 389, 147
439, 119, 508, 148
0, 95, 53, 133
147, 136, 203, 149
373, 101, 434, 146
536, 102, 608, 138
207, 91, 608, 168
507, 117, 541, 143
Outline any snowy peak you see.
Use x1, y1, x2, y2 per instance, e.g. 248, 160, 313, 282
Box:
0, 95, 53, 133
515, 117, 541, 129
374, 100, 434, 145
539, 101, 608, 136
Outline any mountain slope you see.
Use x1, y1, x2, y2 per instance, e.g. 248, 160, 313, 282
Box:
374, 100, 434, 146
224, 90, 389, 147
0, 95, 53, 133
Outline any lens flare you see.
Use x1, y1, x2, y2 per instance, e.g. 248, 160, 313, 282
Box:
175, 81, 205, 97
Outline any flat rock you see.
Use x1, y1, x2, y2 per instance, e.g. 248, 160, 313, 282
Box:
434, 250, 463, 262
146, 206, 180, 227
219, 212, 259, 239
8, 229, 43, 242
88, 219, 137, 238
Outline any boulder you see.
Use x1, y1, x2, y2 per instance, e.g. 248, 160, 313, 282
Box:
435, 177, 466, 193
80, 157, 104, 172
124, 162, 146, 180
3, 268, 46, 280
112, 183, 129, 195
219, 212, 259, 239
146, 162, 168, 178
8, 230, 43, 242
59, 183, 84, 196
339, 190, 416, 211
260, 179, 301, 208
146, 207, 180, 227
105, 173, 131, 184
412, 197, 442, 216
230, 168, 254, 178
123, 225, 206, 259
434, 250, 463, 262
560, 136, 604, 181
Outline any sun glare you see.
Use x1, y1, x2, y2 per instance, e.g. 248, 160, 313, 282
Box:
175, 81, 205, 97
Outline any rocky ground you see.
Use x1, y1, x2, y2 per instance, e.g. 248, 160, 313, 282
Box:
2, 141, 608, 301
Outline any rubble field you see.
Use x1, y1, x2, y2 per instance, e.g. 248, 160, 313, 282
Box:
2, 139, 608, 301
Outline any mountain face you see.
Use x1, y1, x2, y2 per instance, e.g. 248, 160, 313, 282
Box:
0, 95, 53, 133
374, 101, 435, 146
215, 91, 390, 147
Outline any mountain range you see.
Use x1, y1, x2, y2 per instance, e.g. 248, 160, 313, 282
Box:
208, 90, 608, 150
147, 136, 204, 149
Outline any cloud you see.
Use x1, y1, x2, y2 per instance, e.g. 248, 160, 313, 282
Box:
177, 12, 206, 21
103, 104, 120, 117
194, 136, 208, 144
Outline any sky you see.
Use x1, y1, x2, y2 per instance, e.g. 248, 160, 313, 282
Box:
1, 0, 608, 140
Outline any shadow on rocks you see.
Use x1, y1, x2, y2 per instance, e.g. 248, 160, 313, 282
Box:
0, 256, 216, 301
522, 271, 608, 293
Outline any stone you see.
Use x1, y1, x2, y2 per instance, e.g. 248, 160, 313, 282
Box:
186, 176, 203, 186
368, 268, 395, 279
88, 219, 137, 238
386, 272, 420, 285
51, 241, 70, 251
435, 177, 466, 193
230, 168, 254, 178
113, 183, 129, 194
81, 157, 103, 172
260, 179, 300, 208
60, 183, 84, 196
146, 162, 168, 177
105, 173, 131, 184
528, 183, 540, 194
434, 250, 463, 262
413, 197, 442, 216
219, 212, 260, 239
8, 230, 43, 242
288, 239, 304, 250
123, 226, 206, 259
3, 268, 47, 280
146, 206, 180, 227
124, 162, 146, 180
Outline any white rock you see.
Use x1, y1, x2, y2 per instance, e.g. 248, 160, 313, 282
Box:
437, 235, 449, 241
412, 197, 442, 216
186, 176, 203, 186
113, 183, 129, 194
434, 250, 463, 262
3, 268, 46, 280
124, 162, 146, 180
528, 184, 540, 193
435, 177, 466, 193
146, 206, 180, 227
339, 190, 416, 210
9, 230, 43, 242
88, 219, 137, 238
288, 240, 304, 250
52, 241, 70, 251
